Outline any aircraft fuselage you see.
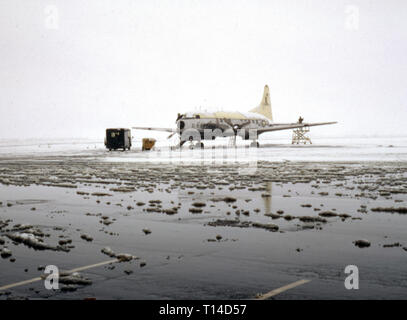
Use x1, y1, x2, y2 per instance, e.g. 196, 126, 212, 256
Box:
176, 111, 271, 142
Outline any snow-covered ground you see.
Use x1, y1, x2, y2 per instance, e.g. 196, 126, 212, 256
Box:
0, 136, 406, 162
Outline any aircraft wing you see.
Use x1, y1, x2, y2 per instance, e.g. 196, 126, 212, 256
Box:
257, 122, 337, 135
132, 126, 177, 133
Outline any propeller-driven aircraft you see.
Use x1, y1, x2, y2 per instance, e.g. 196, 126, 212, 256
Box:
133, 85, 337, 148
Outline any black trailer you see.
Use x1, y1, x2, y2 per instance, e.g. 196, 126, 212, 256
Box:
105, 128, 131, 151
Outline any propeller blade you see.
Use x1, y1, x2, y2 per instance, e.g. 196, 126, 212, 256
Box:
167, 132, 176, 139
224, 118, 251, 131
240, 120, 251, 128
223, 118, 234, 128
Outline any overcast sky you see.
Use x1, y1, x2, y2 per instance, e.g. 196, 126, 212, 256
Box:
0, 0, 406, 140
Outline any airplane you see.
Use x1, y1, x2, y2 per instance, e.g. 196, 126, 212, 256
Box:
132, 85, 337, 149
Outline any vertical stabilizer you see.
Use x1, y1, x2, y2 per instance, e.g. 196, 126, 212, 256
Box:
249, 85, 273, 121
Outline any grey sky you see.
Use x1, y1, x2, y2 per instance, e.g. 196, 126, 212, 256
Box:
0, 0, 406, 139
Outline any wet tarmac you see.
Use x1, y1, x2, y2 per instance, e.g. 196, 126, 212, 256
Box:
0, 144, 407, 299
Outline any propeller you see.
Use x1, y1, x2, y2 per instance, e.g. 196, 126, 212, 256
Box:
168, 114, 183, 139
223, 118, 251, 147
167, 132, 176, 139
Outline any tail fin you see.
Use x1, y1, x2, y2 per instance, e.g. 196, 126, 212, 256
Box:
250, 85, 273, 121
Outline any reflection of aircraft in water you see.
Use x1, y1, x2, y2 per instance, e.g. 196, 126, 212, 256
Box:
133, 85, 337, 148
264, 182, 272, 215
